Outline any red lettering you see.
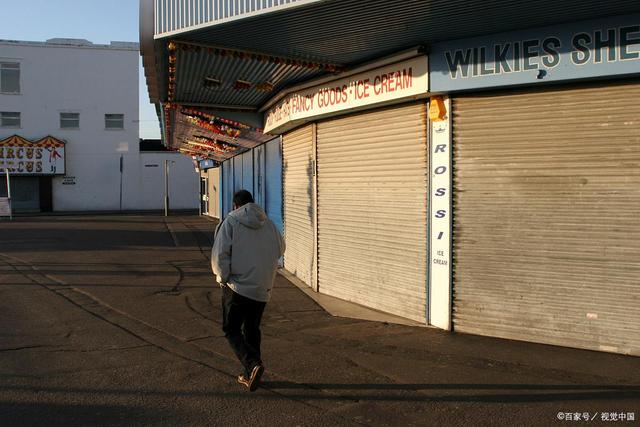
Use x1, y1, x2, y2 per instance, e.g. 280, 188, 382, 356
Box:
341, 85, 348, 103
395, 71, 403, 91
403, 67, 413, 88
356, 81, 364, 99
374, 75, 381, 95
363, 79, 370, 97
387, 72, 395, 92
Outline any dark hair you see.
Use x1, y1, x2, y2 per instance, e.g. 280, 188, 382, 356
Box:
233, 189, 254, 207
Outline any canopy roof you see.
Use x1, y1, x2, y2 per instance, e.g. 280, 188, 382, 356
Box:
141, 0, 640, 162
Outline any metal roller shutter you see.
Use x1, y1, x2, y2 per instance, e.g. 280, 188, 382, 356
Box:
282, 124, 315, 287
265, 138, 283, 234
452, 81, 640, 355
241, 150, 254, 194
317, 103, 428, 322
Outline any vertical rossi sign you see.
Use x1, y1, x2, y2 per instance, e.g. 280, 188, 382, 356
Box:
429, 96, 452, 330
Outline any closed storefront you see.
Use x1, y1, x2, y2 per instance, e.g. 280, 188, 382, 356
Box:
272, 55, 430, 319
0, 135, 63, 213
452, 81, 640, 355
316, 103, 428, 322
219, 139, 282, 229
8, 177, 40, 212
282, 124, 315, 287
143, 0, 640, 355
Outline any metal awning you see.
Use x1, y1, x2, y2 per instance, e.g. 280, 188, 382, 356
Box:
166, 105, 274, 161
141, 0, 640, 161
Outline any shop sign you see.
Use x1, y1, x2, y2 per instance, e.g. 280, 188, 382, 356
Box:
430, 14, 640, 92
429, 96, 452, 331
0, 135, 66, 175
265, 56, 429, 133
199, 159, 217, 170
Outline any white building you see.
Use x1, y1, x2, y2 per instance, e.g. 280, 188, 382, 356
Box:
0, 38, 198, 212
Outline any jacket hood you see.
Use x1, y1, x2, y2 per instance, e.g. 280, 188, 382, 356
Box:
229, 203, 267, 229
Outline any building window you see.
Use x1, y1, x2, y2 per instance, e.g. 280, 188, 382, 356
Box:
0, 112, 21, 128
105, 114, 124, 129
0, 62, 20, 94
60, 112, 80, 129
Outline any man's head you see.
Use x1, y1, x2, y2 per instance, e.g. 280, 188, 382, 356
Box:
233, 189, 254, 210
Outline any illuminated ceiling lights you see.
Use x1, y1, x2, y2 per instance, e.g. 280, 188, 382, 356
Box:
185, 140, 215, 150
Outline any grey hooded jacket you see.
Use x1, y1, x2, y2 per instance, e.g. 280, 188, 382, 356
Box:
211, 203, 285, 302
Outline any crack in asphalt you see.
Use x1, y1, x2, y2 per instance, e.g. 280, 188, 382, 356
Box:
45, 344, 153, 354
0, 345, 54, 352
0, 252, 365, 422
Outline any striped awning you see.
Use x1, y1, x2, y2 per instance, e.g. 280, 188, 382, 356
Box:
0, 135, 66, 148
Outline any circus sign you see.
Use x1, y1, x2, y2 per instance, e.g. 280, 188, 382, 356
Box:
0, 135, 66, 175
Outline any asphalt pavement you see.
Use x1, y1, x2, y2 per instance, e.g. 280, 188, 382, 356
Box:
0, 214, 638, 426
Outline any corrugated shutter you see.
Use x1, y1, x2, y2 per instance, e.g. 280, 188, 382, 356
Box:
253, 145, 265, 209
206, 167, 220, 218
282, 124, 315, 287
233, 155, 242, 193
452, 81, 640, 355
317, 103, 428, 322
242, 150, 254, 194
221, 160, 234, 217
265, 138, 283, 234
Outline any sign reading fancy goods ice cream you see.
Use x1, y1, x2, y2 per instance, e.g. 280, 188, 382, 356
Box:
264, 56, 429, 133
0, 135, 66, 175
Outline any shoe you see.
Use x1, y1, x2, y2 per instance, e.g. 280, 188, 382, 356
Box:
248, 364, 264, 392
237, 374, 251, 389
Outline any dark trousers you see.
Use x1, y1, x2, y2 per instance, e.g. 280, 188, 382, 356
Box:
221, 285, 266, 376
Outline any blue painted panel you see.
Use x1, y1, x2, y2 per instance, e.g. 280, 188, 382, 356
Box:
430, 14, 640, 92
253, 145, 266, 209
264, 138, 283, 234
242, 150, 254, 195
221, 160, 234, 217
233, 155, 243, 194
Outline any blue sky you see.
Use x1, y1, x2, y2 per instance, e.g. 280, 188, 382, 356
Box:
0, 0, 160, 139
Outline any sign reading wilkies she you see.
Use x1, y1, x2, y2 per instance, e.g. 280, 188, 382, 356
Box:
0, 135, 66, 175
430, 14, 640, 91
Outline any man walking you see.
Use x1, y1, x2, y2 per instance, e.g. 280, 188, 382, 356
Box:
211, 190, 285, 391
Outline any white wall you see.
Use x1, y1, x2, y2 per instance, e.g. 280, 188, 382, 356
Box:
136, 152, 199, 210
0, 40, 198, 211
